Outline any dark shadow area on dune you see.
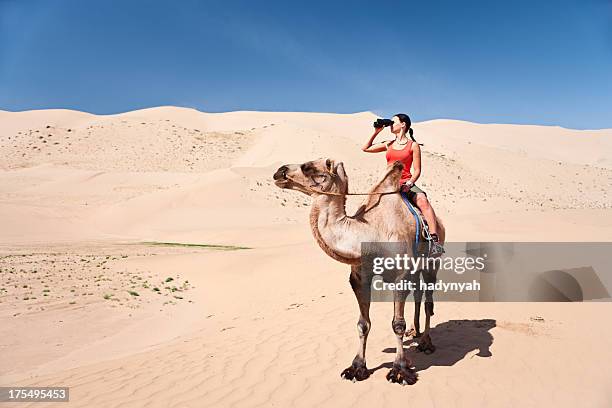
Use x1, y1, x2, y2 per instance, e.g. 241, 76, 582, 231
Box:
370, 319, 496, 374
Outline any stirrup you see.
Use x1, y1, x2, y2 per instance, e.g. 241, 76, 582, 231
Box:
428, 241, 445, 258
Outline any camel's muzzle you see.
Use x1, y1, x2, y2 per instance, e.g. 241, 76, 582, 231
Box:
273, 165, 288, 180
273, 165, 290, 187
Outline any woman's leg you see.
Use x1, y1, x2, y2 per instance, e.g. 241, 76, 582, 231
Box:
413, 193, 438, 236
412, 192, 444, 256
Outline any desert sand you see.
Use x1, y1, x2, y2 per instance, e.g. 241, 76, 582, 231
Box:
1, 107, 611, 407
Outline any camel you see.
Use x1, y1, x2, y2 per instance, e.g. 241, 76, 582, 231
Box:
272, 158, 445, 385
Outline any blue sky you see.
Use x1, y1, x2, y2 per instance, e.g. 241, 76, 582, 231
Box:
1, 0, 611, 129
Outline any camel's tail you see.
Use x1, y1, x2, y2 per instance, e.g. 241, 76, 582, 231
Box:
435, 215, 446, 244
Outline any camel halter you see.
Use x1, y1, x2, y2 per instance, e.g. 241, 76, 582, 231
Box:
284, 173, 401, 197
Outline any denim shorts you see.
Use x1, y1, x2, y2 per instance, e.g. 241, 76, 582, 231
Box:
407, 184, 427, 200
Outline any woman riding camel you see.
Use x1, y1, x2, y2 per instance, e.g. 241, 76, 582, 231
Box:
361, 113, 444, 257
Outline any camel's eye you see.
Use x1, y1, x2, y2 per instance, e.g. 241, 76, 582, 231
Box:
312, 174, 327, 184
301, 162, 316, 175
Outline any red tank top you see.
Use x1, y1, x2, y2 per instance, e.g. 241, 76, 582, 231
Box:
385, 140, 413, 185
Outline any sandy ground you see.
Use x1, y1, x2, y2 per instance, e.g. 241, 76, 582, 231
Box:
1, 107, 611, 407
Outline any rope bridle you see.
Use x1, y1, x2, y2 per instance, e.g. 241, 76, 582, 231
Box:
284, 172, 401, 197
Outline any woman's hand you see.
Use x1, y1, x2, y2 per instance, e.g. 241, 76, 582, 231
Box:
400, 181, 414, 193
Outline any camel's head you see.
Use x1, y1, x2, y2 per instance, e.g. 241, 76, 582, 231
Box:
273, 158, 348, 196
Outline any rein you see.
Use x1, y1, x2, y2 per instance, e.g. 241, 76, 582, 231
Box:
285, 174, 400, 197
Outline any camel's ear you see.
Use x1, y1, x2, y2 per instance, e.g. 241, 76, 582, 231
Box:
334, 161, 347, 181
334, 162, 348, 194
325, 158, 335, 175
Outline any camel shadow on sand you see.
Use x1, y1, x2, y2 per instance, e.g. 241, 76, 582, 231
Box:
372, 319, 496, 373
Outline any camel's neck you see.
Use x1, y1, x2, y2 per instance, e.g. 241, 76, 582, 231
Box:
314, 193, 347, 225
310, 194, 363, 264
307, 162, 404, 265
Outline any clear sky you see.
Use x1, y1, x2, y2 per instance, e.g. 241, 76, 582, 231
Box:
1, 0, 611, 129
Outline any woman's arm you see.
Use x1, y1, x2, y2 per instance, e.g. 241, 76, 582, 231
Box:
361, 128, 387, 153
407, 143, 422, 184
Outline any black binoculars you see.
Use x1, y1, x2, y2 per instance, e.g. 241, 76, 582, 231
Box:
373, 118, 394, 129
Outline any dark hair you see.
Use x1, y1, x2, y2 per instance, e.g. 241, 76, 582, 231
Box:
394, 113, 423, 146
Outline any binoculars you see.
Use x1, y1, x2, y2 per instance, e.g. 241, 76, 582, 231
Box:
373, 118, 394, 129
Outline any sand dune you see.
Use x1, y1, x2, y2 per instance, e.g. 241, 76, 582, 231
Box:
1, 107, 611, 407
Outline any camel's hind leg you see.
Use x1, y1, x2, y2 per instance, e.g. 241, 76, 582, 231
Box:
416, 268, 437, 354
340, 266, 372, 382
406, 269, 422, 338
386, 281, 418, 385
407, 285, 422, 338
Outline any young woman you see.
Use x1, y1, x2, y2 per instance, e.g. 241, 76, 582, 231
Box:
361, 113, 444, 257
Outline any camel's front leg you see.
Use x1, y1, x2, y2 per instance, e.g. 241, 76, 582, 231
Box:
341, 268, 371, 382
386, 284, 418, 385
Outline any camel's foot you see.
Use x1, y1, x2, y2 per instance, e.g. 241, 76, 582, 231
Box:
341, 366, 370, 382
405, 327, 421, 338
416, 334, 436, 354
386, 364, 418, 386
341, 360, 370, 382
